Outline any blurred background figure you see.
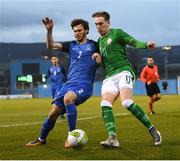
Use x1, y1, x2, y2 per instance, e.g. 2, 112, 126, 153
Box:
44, 56, 66, 99
140, 56, 161, 115
44, 56, 66, 119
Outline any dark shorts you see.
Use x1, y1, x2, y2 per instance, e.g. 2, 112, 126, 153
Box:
145, 82, 160, 97
52, 82, 92, 108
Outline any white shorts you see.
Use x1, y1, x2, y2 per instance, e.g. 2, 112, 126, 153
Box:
101, 71, 134, 95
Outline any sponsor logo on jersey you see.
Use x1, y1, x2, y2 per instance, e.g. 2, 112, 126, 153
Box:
107, 38, 112, 45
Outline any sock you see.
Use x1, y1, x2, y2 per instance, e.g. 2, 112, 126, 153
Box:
65, 104, 77, 131
40, 117, 55, 140
102, 106, 116, 135
128, 103, 153, 129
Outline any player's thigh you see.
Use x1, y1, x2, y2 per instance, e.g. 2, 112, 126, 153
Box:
102, 92, 118, 105
72, 84, 93, 105
118, 71, 133, 102
101, 78, 119, 104
119, 88, 133, 102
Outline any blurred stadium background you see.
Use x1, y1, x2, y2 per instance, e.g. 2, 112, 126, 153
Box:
0, 42, 180, 160
0, 43, 180, 98
1, 0, 180, 159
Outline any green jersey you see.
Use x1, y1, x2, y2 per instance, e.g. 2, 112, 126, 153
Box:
98, 29, 147, 78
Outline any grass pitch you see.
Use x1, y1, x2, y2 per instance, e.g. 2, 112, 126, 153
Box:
0, 95, 180, 160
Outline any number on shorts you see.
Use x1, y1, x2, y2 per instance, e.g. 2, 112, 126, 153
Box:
126, 75, 132, 84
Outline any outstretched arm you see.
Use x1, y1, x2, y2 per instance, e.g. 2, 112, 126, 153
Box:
118, 29, 156, 49
129, 39, 156, 49
42, 17, 62, 51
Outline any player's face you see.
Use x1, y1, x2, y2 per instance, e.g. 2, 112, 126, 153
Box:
51, 57, 59, 66
147, 58, 154, 66
94, 17, 110, 36
73, 24, 87, 43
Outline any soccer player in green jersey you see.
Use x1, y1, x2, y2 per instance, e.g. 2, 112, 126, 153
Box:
92, 11, 162, 148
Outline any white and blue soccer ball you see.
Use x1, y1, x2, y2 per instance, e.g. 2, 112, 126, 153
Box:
67, 129, 88, 149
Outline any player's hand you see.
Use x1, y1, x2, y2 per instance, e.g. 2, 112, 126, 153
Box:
92, 53, 101, 64
147, 81, 151, 85
42, 17, 54, 30
147, 41, 156, 48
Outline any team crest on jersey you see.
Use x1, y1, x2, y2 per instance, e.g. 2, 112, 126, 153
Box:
107, 38, 112, 45
87, 45, 91, 51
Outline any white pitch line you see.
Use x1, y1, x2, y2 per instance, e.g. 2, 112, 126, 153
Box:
0, 113, 129, 128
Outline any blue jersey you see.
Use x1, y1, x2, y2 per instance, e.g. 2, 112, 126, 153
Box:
45, 65, 66, 98
62, 39, 99, 86
53, 40, 99, 107
46, 65, 65, 87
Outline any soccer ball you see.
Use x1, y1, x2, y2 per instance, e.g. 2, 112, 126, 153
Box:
67, 129, 88, 149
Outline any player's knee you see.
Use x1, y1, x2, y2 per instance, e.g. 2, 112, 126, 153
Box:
122, 99, 134, 108
148, 99, 152, 104
64, 91, 76, 104
101, 100, 112, 107
157, 95, 161, 100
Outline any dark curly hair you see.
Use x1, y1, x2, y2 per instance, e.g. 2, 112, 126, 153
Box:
71, 19, 89, 34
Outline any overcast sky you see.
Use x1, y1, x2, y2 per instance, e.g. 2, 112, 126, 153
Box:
0, 0, 180, 46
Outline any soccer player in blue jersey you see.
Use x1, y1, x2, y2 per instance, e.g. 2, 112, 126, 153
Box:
45, 56, 66, 119
45, 56, 66, 99
25, 17, 101, 148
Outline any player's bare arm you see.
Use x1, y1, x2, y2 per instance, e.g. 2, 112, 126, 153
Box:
42, 17, 62, 51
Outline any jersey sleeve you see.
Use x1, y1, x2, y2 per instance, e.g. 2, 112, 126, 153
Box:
140, 66, 148, 83
117, 29, 147, 49
94, 41, 99, 53
45, 69, 50, 79
61, 41, 71, 52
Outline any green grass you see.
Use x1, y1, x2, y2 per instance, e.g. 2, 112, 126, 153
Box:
0, 95, 180, 160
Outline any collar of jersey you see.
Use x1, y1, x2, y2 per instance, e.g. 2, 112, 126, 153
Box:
77, 39, 89, 45
100, 29, 111, 38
